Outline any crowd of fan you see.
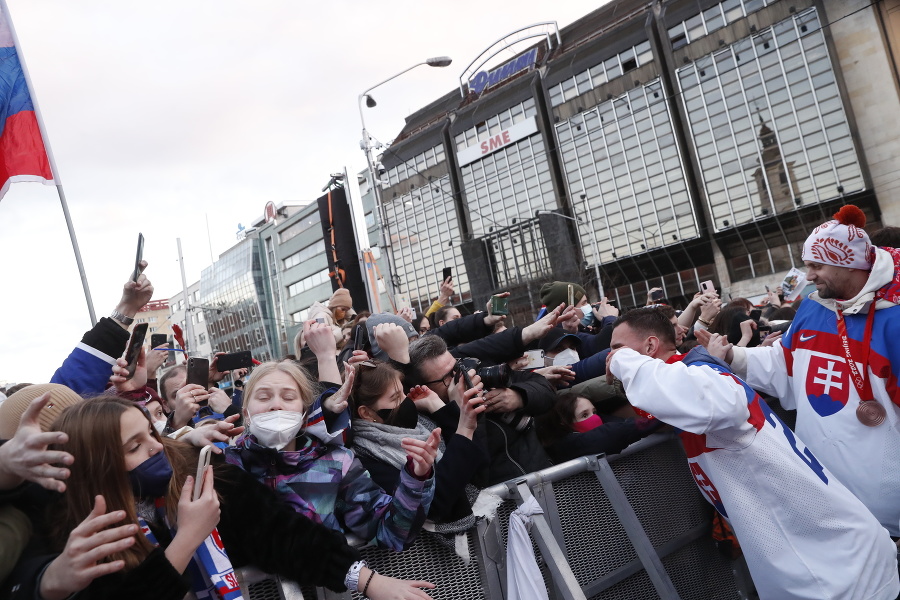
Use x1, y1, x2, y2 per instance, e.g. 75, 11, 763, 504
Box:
0, 217, 898, 600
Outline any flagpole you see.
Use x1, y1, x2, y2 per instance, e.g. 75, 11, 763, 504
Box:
0, 0, 96, 325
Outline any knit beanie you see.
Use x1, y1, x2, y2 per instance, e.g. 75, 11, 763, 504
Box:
365, 313, 419, 361
539, 281, 586, 309
0, 383, 83, 439
802, 205, 873, 270
329, 288, 353, 309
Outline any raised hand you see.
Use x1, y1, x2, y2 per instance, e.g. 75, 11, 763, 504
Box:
408, 384, 444, 414
179, 415, 244, 454
324, 363, 355, 414
113, 260, 153, 329
374, 322, 411, 363
109, 348, 147, 393
534, 365, 576, 387
522, 304, 563, 344
706, 333, 734, 363
38, 495, 136, 600
0, 392, 74, 492
401, 428, 441, 478
171, 384, 208, 428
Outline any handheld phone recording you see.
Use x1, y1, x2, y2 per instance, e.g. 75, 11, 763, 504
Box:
567, 284, 575, 307
150, 333, 168, 351
489, 295, 509, 316
216, 351, 252, 372
522, 349, 545, 369
186, 357, 210, 405
123, 323, 149, 379
650, 289, 664, 302
193, 445, 213, 500
132, 233, 145, 283
442, 267, 452, 283
700, 280, 715, 294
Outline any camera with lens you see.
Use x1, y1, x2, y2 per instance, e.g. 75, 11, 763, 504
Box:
457, 358, 511, 390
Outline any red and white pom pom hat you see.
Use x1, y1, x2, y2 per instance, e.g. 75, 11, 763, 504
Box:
802, 205, 873, 270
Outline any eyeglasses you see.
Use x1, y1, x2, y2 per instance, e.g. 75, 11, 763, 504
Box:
422, 365, 457, 389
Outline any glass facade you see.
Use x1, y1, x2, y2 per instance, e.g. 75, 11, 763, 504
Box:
548, 41, 654, 107
286, 268, 330, 298
556, 79, 699, 265
383, 174, 469, 312
676, 8, 864, 232
200, 239, 275, 362
455, 99, 558, 237
283, 240, 325, 269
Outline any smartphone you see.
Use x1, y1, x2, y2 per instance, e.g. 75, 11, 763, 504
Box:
216, 350, 253, 372
315, 317, 326, 324
700, 280, 715, 294
523, 349, 544, 369
353, 324, 369, 352
758, 325, 772, 338
150, 333, 168, 351
132, 233, 145, 283
186, 357, 210, 394
396, 293, 411, 312
193, 445, 213, 500
442, 267, 452, 283
650, 289, 664, 302
489, 295, 509, 316
765, 285, 770, 293
567, 284, 575, 307
750, 309, 762, 322
123, 323, 149, 378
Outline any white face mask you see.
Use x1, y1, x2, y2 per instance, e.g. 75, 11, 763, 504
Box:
553, 348, 580, 366
153, 420, 167, 435
248, 410, 305, 450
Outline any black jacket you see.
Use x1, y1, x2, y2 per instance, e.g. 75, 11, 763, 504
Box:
471, 370, 556, 487
428, 313, 492, 348
545, 416, 664, 464
2, 458, 360, 600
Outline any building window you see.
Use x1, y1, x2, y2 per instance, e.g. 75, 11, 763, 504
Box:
555, 79, 699, 266
148, 316, 157, 323
278, 216, 319, 243
675, 8, 864, 232
286, 269, 330, 298
199, 333, 207, 345
291, 309, 310, 323
283, 239, 326, 270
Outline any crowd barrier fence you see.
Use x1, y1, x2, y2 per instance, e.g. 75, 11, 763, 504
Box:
235, 433, 755, 600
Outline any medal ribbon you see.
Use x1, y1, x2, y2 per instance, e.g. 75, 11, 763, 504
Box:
834, 306, 876, 402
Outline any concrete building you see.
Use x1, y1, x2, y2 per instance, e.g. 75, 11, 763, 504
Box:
168, 281, 212, 358
373, 0, 900, 313
135, 300, 173, 338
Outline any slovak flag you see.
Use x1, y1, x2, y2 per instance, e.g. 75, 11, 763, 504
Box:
0, 5, 53, 200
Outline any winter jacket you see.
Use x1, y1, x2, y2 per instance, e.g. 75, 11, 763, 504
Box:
50, 317, 130, 396
732, 246, 900, 536
224, 433, 433, 551
2, 459, 361, 600
545, 415, 663, 464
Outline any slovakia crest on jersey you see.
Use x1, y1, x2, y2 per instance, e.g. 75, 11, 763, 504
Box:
806, 354, 849, 416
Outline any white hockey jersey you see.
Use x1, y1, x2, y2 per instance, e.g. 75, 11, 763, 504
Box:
610, 346, 899, 600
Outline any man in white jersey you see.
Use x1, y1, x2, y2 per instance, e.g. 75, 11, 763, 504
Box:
703, 205, 900, 538
607, 309, 898, 600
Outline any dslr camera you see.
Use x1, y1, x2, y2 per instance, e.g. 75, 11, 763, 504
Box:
456, 358, 511, 389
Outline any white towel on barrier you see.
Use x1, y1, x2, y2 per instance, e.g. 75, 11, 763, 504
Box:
506, 496, 550, 600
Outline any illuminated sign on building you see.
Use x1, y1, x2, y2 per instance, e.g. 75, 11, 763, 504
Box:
468, 47, 538, 95
456, 116, 539, 166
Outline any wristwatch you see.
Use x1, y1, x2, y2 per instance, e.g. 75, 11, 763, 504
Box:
344, 560, 367, 592
110, 309, 134, 326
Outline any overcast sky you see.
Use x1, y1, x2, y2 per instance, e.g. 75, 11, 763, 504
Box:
0, 0, 608, 385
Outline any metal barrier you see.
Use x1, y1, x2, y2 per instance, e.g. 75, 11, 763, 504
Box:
239, 433, 750, 600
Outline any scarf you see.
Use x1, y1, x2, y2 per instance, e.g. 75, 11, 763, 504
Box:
352, 415, 477, 559
350, 415, 444, 469
139, 497, 243, 600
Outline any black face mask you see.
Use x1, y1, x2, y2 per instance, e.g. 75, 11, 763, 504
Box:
376, 397, 419, 429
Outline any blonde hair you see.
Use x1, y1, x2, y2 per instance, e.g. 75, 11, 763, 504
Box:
242, 361, 317, 413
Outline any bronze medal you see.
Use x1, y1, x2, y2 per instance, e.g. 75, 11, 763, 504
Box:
856, 400, 886, 427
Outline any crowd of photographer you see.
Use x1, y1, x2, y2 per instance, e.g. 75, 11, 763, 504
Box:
0, 213, 898, 599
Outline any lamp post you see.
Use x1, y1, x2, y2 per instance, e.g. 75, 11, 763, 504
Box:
358, 56, 452, 303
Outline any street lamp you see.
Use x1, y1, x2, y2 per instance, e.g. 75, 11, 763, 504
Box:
358, 56, 452, 303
